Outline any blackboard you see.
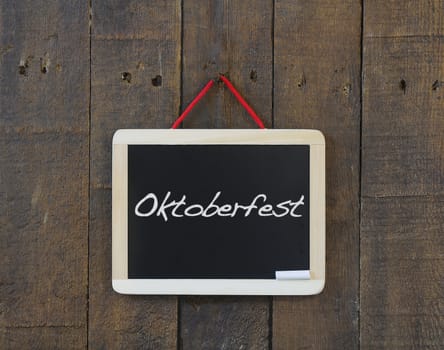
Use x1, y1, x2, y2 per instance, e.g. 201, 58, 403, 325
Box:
112, 130, 325, 295
128, 144, 309, 279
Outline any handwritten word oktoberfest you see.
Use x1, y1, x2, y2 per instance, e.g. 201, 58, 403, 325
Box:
135, 191, 305, 222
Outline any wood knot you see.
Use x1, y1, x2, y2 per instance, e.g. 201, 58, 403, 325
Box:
121, 72, 132, 83
399, 79, 407, 94
151, 75, 162, 87
297, 74, 306, 89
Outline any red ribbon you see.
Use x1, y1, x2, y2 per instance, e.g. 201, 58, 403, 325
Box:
171, 74, 265, 129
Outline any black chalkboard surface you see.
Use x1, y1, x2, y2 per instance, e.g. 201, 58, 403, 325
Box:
127, 145, 309, 279
112, 129, 325, 295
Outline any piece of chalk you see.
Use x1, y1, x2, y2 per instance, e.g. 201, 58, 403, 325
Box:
275, 270, 310, 280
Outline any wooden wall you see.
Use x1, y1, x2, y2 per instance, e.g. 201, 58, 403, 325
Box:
1, 1, 442, 349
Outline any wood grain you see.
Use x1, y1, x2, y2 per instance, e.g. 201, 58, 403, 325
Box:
89, 1, 181, 348
272, 0, 361, 349
0, 1, 89, 348
182, 0, 273, 128
361, 1, 444, 347
181, 296, 269, 350
179, 0, 273, 348
361, 197, 444, 349
1, 0, 443, 348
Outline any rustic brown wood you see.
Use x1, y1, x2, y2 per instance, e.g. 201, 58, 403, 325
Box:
361, 1, 444, 347
2, 0, 444, 348
182, 0, 273, 129
361, 197, 444, 349
181, 296, 270, 349
0, 1, 89, 348
88, 1, 181, 348
179, 1, 273, 348
272, 0, 361, 348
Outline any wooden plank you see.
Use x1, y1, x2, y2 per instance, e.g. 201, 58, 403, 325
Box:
361, 1, 444, 347
0, 327, 87, 349
272, 0, 361, 349
179, 1, 273, 348
181, 296, 269, 349
88, 1, 181, 348
182, 0, 273, 128
0, 1, 89, 348
361, 197, 444, 349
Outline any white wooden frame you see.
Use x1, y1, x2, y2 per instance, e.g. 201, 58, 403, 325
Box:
112, 129, 325, 295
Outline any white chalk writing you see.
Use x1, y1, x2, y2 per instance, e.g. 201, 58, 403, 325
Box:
135, 191, 305, 222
